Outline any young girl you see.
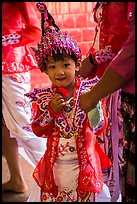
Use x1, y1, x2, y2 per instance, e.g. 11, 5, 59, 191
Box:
26, 3, 112, 202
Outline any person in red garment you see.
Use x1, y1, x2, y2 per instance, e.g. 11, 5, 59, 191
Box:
78, 2, 134, 202
26, 2, 112, 202
80, 11, 135, 201
2, 2, 46, 193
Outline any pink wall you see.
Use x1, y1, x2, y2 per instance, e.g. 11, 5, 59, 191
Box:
30, 2, 96, 89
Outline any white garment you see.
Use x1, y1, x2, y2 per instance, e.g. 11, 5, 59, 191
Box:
27, 182, 41, 202
2, 73, 46, 167
27, 182, 112, 202
27, 137, 111, 202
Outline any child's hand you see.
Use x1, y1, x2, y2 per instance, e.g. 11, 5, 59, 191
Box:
49, 93, 66, 114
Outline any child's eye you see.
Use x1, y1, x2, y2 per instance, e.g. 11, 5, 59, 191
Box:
48, 65, 55, 69
64, 63, 70, 68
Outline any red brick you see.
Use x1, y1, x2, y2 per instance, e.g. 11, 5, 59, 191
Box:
79, 42, 90, 56
68, 29, 82, 43
56, 2, 69, 14
75, 14, 88, 28
82, 28, 95, 42
30, 69, 51, 90
86, 2, 96, 12
53, 14, 63, 29
63, 14, 76, 28
87, 13, 97, 28
69, 2, 84, 13
46, 2, 56, 14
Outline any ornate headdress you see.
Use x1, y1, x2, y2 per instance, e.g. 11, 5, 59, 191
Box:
32, 2, 81, 72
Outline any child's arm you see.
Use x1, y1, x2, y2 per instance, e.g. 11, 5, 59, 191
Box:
49, 93, 65, 115
31, 92, 65, 137
26, 87, 66, 137
25, 89, 55, 138
31, 105, 54, 137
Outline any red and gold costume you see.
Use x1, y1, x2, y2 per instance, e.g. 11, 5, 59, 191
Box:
26, 77, 112, 202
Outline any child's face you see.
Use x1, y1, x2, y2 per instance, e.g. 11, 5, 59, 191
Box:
45, 56, 81, 89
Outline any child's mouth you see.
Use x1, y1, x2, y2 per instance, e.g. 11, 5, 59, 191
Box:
57, 78, 66, 81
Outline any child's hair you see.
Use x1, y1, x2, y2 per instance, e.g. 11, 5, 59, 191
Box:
32, 3, 81, 73
43, 48, 79, 71
33, 26, 81, 72
32, 2, 81, 72
32, 26, 81, 72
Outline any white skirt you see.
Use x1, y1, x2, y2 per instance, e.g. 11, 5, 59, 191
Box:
2, 73, 46, 167
27, 137, 112, 202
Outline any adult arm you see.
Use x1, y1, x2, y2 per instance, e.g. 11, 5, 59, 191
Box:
79, 68, 127, 112
79, 24, 135, 112
78, 2, 129, 78
78, 56, 96, 78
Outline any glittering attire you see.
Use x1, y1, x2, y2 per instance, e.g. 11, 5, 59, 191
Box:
87, 2, 132, 201
2, 2, 46, 166
110, 5, 135, 201
26, 77, 112, 202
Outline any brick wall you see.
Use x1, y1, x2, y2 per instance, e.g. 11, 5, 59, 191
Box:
30, 2, 96, 89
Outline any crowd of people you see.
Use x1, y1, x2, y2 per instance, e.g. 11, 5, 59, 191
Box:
2, 2, 135, 203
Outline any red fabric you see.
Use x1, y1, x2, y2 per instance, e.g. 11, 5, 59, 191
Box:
32, 117, 104, 196
99, 2, 129, 53
31, 78, 111, 196
33, 130, 60, 197
95, 142, 112, 170
52, 85, 69, 98
2, 2, 41, 74
110, 24, 135, 95
31, 104, 54, 137
91, 2, 130, 79
32, 122, 54, 138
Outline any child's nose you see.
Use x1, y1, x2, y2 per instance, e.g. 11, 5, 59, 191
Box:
56, 68, 65, 75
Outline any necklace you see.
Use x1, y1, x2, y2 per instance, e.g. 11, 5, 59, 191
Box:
57, 77, 86, 139
64, 98, 73, 114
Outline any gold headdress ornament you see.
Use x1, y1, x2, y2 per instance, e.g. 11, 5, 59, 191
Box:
32, 2, 81, 72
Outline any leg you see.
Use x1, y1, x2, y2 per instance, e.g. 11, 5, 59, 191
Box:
2, 122, 28, 193
2, 73, 46, 167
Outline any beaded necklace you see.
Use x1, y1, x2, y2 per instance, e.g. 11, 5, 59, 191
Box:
26, 77, 99, 139
57, 77, 100, 139
57, 77, 86, 139
64, 98, 73, 114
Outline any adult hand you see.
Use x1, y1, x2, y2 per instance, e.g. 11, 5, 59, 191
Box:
79, 90, 98, 113
78, 56, 96, 78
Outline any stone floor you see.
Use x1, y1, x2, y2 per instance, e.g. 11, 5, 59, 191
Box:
2, 155, 34, 202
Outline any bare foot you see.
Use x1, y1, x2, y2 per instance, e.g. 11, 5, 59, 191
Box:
2, 180, 28, 193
